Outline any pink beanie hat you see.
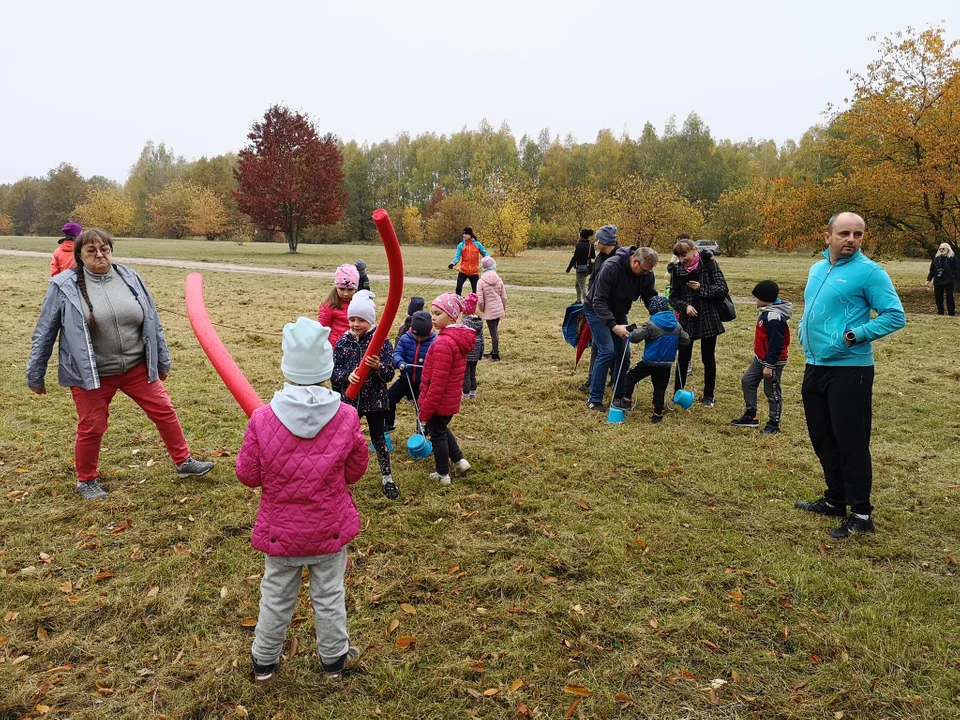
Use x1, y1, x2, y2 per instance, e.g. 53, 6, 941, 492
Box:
462, 292, 479, 315
432, 292, 464, 321
334, 264, 360, 289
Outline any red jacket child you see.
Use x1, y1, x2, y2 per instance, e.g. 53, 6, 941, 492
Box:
418, 324, 475, 422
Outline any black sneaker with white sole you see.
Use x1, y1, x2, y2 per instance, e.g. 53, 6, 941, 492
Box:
830, 514, 875, 539
322, 646, 360, 679
794, 497, 846, 517
761, 422, 781, 434
251, 655, 278, 683
586, 402, 605, 412
381, 477, 400, 500
731, 413, 759, 428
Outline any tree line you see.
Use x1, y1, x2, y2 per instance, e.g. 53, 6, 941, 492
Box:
1, 26, 956, 257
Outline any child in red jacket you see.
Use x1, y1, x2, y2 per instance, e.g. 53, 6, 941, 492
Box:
236, 317, 368, 683
419, 292, 476, 485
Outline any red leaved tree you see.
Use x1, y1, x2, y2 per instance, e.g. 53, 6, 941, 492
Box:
233, 105, 346, 253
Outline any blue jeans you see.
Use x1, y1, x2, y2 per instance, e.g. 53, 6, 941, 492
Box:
585, 308, 629, 404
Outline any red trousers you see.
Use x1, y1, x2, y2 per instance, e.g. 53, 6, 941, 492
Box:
70, 363, 190, 481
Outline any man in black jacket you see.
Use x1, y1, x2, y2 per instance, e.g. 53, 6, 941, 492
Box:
583, 244, 659, 410
566, 229, 597, 302
580, 225, 621, 393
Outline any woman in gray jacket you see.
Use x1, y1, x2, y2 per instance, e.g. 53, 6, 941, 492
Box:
27, 229, 214, 500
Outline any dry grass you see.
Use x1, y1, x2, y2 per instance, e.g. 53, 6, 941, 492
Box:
0, 243, 958, 719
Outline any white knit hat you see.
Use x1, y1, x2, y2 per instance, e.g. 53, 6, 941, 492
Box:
281, 317, 333, 384
347, 289, 377, 325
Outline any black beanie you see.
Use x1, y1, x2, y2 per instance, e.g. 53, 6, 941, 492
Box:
580, 228, 594, 240
407, 296, 425, 316
752, 280, 779, 303
463, 227, 474, 238
411, 311, 433, 337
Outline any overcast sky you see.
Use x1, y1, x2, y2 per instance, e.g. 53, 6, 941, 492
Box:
1, 0, 957, 185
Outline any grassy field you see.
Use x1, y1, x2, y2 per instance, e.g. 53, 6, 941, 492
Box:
0, 242, 958, 719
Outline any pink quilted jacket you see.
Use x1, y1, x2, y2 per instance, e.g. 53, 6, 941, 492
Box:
418, 325, 476, 422
236, 403, 368, 556
317, 302, 350, 348
478, 271, 507, 320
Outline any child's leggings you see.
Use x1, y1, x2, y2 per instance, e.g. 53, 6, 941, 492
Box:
252, 550, 349, 667
425, 414, 463, 476
359, 410, 391, 476
623, 362, 672, 414
486, 318, 501, 356
463, 361, 478, 393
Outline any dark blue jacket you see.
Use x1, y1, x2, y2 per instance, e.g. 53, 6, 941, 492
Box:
332, 328, 395, 413
393, 329, 436, 383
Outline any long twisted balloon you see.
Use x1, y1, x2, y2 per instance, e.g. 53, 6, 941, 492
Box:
345, 209, 405, 400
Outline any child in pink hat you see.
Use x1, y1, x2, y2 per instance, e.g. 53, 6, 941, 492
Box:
418, 293, 475, 485
317, 264, 361, 388
460, 293, 484, 399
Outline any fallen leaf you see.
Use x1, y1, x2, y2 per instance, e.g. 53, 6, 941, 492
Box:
763, 577, 777, 586
146, 586, 160, 598
3, 612, 19, 621
565, 698, 582, 718
574, 500, 591, 511
39, 552, 51, 562
615, 692, 634, 706
12, 655, 29, 665
509, 678, 524, 692
287, 636, 298, 659
92, 572, 114, 582
0, 636, 6, 646
240, 618, 257, 627
731, 669, 740, 683
59, 581, 73, 594
37, 627, 48, 641
834, 713, 845, 719
395, 635, 415, 649
649, 618, 659, 629
220, 587, 228, 599
388, 618, 400, 634
469, 661, 485, 673
563, 684, 592, 697
146, 459, 156, 468
235, 705, 248, 718
728, 588, 743, 602
709, 689, 719, 705
782, 625, 790, 639
516, 699, 532, 717
400, 603, 417, 615
809, 653, 822, 664
448, 564, 460, 574
35, 706, 51, 715
542, 576, 559, 585
483, 687, 499, 696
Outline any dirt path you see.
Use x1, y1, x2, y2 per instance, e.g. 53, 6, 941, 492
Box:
0, 249, 760, 304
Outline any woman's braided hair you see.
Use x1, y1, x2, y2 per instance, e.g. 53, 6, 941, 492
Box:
72, 229, 115, 333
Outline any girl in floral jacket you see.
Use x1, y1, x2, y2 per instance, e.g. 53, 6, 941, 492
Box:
331, 290, 398, 499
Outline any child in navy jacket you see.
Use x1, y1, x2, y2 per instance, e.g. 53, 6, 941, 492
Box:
732, 281, 792, 434
385, 311, 435, 433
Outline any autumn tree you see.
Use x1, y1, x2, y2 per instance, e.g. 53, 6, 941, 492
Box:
4, 178, 43, 235
425, 194, 473, 246
705, 184, 764, 257
72, 186, 135, 236
233, 105, 345, 253
125, 142, 186, 236
827, 25, 960, 255
0, 213, 12, 235
401, 206, 424, 244
148, 180, 200, 238
38, 163, 89, 235
553, 184, 615, 236
187, 187, 229, 240
472, 176, 535, 255
614, 176, 703, 250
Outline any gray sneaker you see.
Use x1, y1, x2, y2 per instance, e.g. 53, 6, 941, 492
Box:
77, 480, 108, 500
176, 457, 215, 478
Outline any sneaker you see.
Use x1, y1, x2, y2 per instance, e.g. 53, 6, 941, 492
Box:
453, 458, 471, 475
650, 413, 664, 424
830, 514, 875, 539
578, 382, 591, 394
430, 472, 452, 485
383, 424, 396, 434
462, 392, 472, 399
794, 497, 846, 517
586, 402, 605, 412
489, 354, 501, 362
731, 413, 759, 428
469, 391, 476, 399
761, 422, 781, 434
251, 655, 278, 683
381, 476, 400, 500
176, 457, 215, 478
612, 398, 633, 411
322, 646, 360, 680
76, 479, 108, 500
700, 397, 715, 408
687, 362, 693, 375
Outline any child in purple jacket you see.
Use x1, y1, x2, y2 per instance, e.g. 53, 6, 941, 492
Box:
236, 317, 368, 683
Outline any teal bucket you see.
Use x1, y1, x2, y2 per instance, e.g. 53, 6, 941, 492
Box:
407, 433, 433, 459
606, 406, 626, 424
673, 389, 695, 409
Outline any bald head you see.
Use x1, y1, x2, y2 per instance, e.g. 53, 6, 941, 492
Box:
827, 211, 865, 231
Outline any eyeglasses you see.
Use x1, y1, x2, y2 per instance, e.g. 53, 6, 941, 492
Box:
83, 246, 112, 256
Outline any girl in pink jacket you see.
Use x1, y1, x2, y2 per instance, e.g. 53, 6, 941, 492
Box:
236, 317, 368, 683
317, 264, 359, 352
478, 256, 507, 361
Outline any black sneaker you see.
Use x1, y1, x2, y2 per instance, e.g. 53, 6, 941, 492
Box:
586, 402, 605, 412
731, 413, 759, 428
489, 354, 501, 362
650, 413, 664, 424
761, 422, 781, 434
251, 655, 278, 683
701, 397, 715, 408
830, 514, 875, 539
794, 497, 846, 517
383, 424, 396, 434
322, 646, 360, 679
578, 382, 591, 394
612, 398, 633, 411
381, 477, 400, 501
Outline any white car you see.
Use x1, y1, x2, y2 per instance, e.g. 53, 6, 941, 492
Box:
694, 239, 721, 256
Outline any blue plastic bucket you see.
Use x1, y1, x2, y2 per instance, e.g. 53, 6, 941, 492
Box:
407, 433, 433, 459
673, 389, 695, 409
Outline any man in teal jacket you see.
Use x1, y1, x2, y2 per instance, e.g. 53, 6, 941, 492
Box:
795, 212, 906, 538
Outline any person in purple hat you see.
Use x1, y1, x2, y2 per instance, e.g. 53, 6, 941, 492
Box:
51, 222, 82, 276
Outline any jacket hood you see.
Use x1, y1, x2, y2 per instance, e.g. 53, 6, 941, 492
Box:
650, 310, 678, 330
443, 324, 478, 354
761, 300, 793, 321
269, 384, 341, 439
58, 237, 75, 246
480, 270, 501, 284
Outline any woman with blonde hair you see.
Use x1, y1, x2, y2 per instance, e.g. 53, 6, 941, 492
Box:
926, 242, 958, 316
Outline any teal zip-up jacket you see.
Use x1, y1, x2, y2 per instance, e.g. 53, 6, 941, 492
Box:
798, 249, 905, 366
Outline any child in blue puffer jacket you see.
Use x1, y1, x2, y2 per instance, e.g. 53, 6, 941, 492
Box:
612, 295, 690, 423
385, 310, 435, 434
332, 290, 397, 500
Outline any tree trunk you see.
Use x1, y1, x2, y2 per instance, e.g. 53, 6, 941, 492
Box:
287, 221, 300, 253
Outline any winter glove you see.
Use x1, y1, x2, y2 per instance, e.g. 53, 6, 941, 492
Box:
629, 328, 644, 343
448, 263, 455, 270
566, 268, 571, 273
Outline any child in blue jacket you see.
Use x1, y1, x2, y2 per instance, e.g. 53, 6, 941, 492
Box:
385, 311, 435, 433
612, 295, 690, 423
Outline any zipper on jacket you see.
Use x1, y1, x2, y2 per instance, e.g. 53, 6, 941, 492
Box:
72, 276, 101, 389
